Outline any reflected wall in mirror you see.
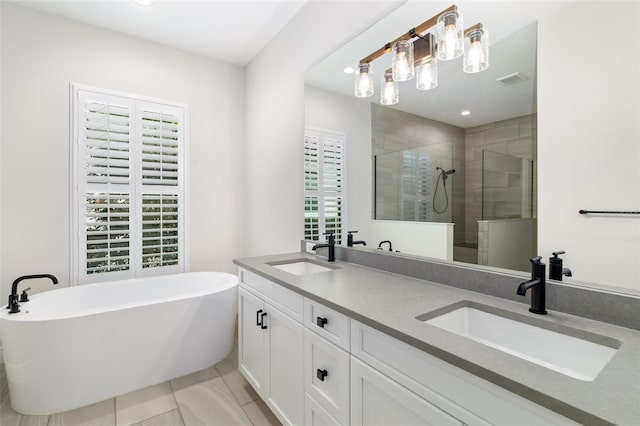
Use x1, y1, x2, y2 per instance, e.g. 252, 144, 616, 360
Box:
304, 1, 640, 292
305, 2, 539, 273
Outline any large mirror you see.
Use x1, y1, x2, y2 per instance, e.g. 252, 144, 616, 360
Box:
305, 2, 560, 275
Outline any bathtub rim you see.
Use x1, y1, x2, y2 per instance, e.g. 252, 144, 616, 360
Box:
0, 271, 238, 322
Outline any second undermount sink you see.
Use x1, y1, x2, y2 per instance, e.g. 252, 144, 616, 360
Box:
418, 303, 620, 381
267, 259, 336, 276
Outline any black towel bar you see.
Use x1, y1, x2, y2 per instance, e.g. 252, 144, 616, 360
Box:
579, 209, 640, 215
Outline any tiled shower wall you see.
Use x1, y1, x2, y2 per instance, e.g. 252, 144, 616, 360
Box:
372, 105, 466, 244
372, 106, 537, 248
464, 114, 537, 246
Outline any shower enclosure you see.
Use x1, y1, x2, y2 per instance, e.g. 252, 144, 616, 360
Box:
477, 150, 536, 271
374, 143, 454, 223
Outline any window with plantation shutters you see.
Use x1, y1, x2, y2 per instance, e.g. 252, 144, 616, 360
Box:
304, 129, 346, 245
72, 86, 187, 284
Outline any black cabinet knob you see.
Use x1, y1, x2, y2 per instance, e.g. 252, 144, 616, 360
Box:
316, 368, 328, 381
316, 316, 328, 328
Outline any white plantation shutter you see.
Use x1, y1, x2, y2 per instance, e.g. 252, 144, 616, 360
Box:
304, 129, 346, 245
73, 87, 186, 284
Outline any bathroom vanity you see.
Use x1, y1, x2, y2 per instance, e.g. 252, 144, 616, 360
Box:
234, 252, 640, 426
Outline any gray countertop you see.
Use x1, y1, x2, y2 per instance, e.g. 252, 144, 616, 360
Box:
234, 252, 640, 426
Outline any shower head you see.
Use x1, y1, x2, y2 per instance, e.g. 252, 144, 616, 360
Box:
437, 167, 456, 176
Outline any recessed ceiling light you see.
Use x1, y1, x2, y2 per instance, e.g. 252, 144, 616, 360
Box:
132, 0, 154, 6
343, 66, 355, 74
461, 110, 471, 116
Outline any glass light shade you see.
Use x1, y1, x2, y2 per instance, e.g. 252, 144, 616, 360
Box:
437, 10, 464, 60
416, 58, 438, 90
464, 28, 489, 73
391, 40, 414, 81
354, 63, 374, 98
380, 73, 399, 105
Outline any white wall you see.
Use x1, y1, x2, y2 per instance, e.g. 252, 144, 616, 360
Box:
244, 1, 402, 256
538, 1, 640, 291
304, 85, 372, 240
305, 85, 454, 259
0, 3, 245, 301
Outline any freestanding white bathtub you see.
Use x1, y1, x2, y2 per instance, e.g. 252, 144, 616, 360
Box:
0, 272, 237, 415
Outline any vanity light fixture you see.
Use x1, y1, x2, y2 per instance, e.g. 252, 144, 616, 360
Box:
353, 4, 488, 102
381, 72, 399, 105
355, 63, 374, 98
464, 24, 489, 73
437, 9, 464, 60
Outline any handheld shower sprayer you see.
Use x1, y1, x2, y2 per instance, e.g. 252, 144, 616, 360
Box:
433, 167, 456, 213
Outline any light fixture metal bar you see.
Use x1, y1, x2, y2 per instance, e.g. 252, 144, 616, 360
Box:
359, 4, 457, 65
464, 22, 483, 35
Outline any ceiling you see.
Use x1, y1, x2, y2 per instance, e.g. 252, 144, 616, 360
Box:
305, 1, 574, 128
9, 0, 308, 66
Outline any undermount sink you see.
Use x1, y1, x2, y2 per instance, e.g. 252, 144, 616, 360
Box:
267, 259, 336, 276
418, 303, 619, 381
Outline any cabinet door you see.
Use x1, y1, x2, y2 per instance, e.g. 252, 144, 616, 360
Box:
305, 394, 342, 426
265, 302, 304, 426
238, 287, 266, 395
351, 357, 463, 426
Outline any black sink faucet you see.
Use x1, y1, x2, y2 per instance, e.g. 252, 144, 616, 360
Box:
312, 232, 335, 262
347, 231, 366, 247
517, 257, 547, 315
549, 251, 572, 281
378, 240, 393, 251
7, 274, 59, 314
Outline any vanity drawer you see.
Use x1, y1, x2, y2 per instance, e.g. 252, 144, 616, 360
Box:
304, 329, 350, 425
304, 298, 350, 351
351, 320, 578, 426
239, 268, 303, 322
305, 394, 342, 426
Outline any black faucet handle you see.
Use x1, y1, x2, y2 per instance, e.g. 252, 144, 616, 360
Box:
551, 251, 566, 258
529, 256, 543, 264
19, 287, 31, 303
347, 230, 358, 234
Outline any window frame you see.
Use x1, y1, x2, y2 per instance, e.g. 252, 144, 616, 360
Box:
70, 83, 190, 285
304, 127, 347, 245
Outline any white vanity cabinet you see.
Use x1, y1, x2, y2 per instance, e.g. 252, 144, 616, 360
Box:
350, 321, 578, 426
238, 267, 577, 426
238, 269, 304, 426
303, 299, 351, 425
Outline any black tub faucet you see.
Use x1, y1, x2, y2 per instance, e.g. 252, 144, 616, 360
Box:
7, 274, 59, 314
347, 231, 366, 247
549, 251, 572, 281
378, 240, 393, 251
517, 257, 547, 315
312, 232, 335, 262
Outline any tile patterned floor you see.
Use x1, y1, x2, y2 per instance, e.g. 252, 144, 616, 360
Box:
0, 344, 281, 426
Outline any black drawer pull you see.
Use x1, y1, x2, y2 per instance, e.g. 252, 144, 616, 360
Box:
256, 309, 263, 327
317, 368, 328, 381
260, 312, 268, 329
316, 316, 328, 328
